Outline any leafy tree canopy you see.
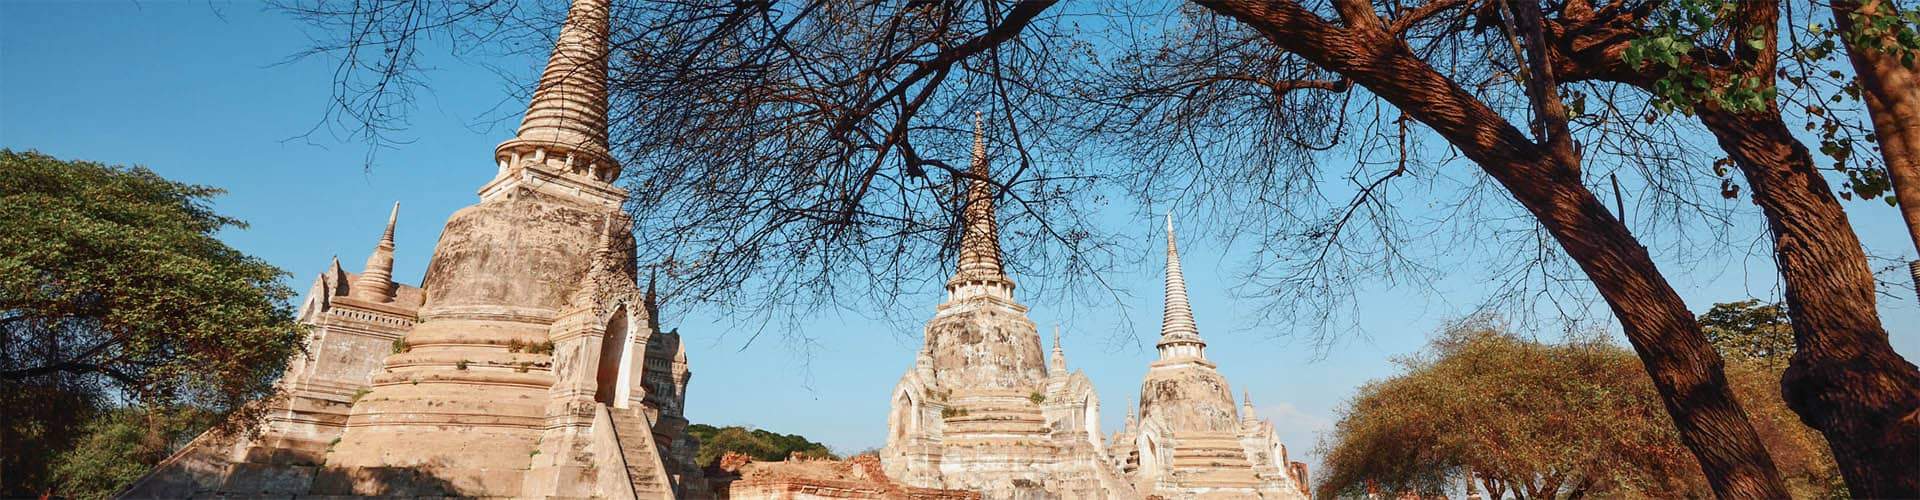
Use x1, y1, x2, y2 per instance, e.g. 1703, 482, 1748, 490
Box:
1699, 299, 1796, 365
1317, 316, 1840, 499
0, 150, 303, 495
685, 423, 836, 469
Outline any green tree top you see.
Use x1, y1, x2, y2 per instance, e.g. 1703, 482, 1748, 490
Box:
0, 149, 302, 405
1, 150, 305, 495
684, 423, 835, 469
1699, 299, 1796, 365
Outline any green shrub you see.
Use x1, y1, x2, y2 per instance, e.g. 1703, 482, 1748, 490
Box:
49, 407, 213, 500
684, 423, 836, 468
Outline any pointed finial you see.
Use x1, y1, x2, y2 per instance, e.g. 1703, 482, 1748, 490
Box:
1053, 324, 1063, 350
327, 255, 345, 290
1159, 212, 1175, 255
383, 202, 399, 240
972, 111, 986, 167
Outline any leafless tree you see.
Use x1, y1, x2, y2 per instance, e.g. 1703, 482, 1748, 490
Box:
275, 0, 1917, 496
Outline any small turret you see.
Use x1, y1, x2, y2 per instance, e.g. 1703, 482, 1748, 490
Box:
1241, 391, 1258, 426
350, 203, 399, 303
1049, 325, 1067, 373
645, 266, 663, 333
569, 215, 624, 306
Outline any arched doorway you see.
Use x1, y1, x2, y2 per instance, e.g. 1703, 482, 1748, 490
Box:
1137, 433, 1161, 478
891, 391, 914, 444
1082, 396, 1099, 446
595, 305, 632, 407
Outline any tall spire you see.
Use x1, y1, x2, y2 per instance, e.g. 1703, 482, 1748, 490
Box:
351, 202, 399, 302
1157, 214, 1207, 360
1242, 391, 1257, 423
948, 111, 1013, 294
494, 0, 617, 185
1161, 215, 1201, 338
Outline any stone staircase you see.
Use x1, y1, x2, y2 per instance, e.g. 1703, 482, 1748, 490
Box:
604, 407, 672, 498
1169, 432, 1260, 487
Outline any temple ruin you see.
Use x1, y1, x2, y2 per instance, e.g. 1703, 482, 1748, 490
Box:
116, 0, 1318, 497
877, 115, 1136, 499
122, 0, 703, 496
1107, 217, 1311, 499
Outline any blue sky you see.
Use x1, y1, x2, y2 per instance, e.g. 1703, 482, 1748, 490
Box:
5, 0, 1917, 473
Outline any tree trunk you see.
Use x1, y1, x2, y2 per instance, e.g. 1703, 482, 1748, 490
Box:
1189, 0, 1788, 497
1696, 106, 1920, 498
1832, 0, 1920, 306
1532, 6, 1920, 495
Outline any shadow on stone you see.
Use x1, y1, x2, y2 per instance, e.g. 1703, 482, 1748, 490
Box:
306, 461, 465, 497
120, 453, 468, 499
